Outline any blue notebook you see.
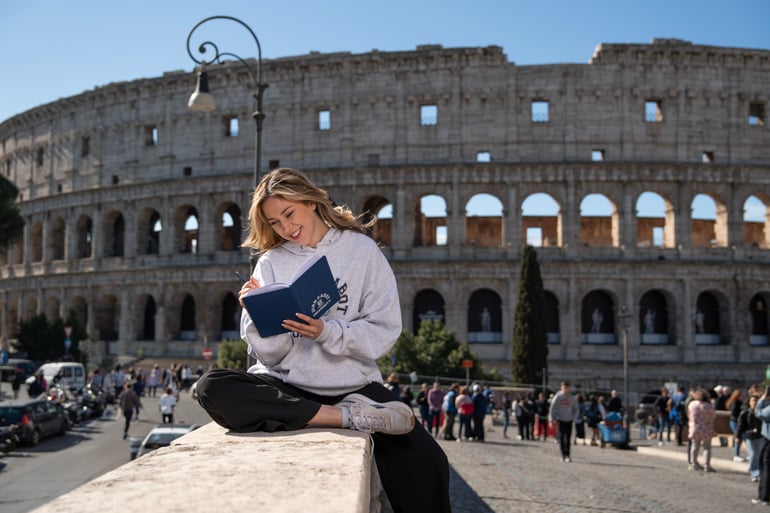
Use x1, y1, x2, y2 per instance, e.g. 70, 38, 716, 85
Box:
242, 254, 340, 337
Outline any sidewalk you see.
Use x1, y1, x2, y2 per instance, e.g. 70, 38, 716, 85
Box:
620, 425, 748, 474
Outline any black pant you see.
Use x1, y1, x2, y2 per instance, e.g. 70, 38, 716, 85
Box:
122, 409, 133, 435
557, 420, 573, 457
196, 369, 451, 513
759, 438, 770, 501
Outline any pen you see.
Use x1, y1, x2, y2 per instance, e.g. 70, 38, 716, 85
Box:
234, 271, 249, 283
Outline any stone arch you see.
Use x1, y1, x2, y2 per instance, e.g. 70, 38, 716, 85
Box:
691, 193, 727, 248
581, 289, 616, 343
544, 290, 560, 344
361, 194, 392, 247
103, 211, 125, 257
414, 194, 447, 247
175, 205, 199, 254
467, 288, 502, 343
220, 292, 240, 340
635, 191, 674, 248
522, 193, 561, 247
694, 290, 727, 344
465, 193, 504, 247
579, 193, 618, 247
638, 289, 670, 344
179, 293, 197, 340
50, 216, 66, 260
138, 208, 161, 255
44, 296, 60, 321
69, 296, 88, 328
76, 214, 93, 258
216, 202, 242, 251
137, 294, 157, 341
743, 194, 769, 248
95, 294, 119, 341
412, 289, 445, 333
24, 296, 38, 319
748, 292, 769, 345
30, 220, 43, 262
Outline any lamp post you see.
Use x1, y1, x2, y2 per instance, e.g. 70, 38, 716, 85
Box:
186, 15, 268, 189
617, 304, 633, 447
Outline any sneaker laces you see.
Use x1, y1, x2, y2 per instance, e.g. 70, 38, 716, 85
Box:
349, 404, 387, 433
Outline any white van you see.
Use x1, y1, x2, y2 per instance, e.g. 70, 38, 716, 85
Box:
37, 362, 86, 390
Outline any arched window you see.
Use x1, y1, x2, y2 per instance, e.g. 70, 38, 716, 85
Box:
544, 291, 560, 344
581, 290, 615, 344
180, 294, 196, 340
639, 290, 670, 344
579, 194, 617, 247
635, 192, 672, 248
141, 296, 156, 341
221, 293, 240, 340
76, 215, 93, 259
414, 195, 447, 247
522, 193, 561, 247
694, 291, 721, 344
465, 194, 503, 247
467, 289, 502, 343
412, 289, 445, 333
748, 293, 768, 346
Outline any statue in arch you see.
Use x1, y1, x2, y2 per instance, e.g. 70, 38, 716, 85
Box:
480, 307, 491, 332
695, 309, 705, 334
644, 308, 655, 334
591, 308, 603, 333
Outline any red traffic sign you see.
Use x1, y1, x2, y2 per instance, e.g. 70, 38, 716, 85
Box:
202, 347, 214, 360
462, 359, 474, 369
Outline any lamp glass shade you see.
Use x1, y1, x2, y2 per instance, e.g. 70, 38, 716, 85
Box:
188, 70, 216, 112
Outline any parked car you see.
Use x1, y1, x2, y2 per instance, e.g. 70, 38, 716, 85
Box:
37, 362, 86, 391
0, 398, 71, 446
129, 424, 200, 460
1, 358, 37, 383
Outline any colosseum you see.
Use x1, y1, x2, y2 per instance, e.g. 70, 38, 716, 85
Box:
1, 38, 768, 396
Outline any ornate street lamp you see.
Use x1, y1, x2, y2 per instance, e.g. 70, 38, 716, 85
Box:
617, 304, 633, 447
186, 15, 268, 188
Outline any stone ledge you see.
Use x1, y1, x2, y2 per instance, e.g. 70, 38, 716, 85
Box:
31, 422, 388, 513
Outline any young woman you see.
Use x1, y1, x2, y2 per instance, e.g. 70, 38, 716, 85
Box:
688, 387, 716, 472
195, 168, 451, 513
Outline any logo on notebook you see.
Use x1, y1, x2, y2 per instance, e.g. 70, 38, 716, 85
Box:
311, 293, 333, 317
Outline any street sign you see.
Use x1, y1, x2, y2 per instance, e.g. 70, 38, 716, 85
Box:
0, 350, 7, 365
202, 347, 214, 360
462, 359, 474, 369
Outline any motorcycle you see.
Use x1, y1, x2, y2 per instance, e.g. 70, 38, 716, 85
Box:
48, 386, 91, 424
0, 424, 19, 453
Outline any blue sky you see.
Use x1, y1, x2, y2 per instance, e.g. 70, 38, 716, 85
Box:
2, 0, 768, 219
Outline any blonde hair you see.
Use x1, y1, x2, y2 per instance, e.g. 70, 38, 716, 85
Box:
242, 167, 373, 252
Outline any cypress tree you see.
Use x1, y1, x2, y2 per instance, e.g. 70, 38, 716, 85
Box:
511, 245, 548, 387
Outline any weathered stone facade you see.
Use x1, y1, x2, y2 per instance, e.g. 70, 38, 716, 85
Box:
1, 39, 769, 395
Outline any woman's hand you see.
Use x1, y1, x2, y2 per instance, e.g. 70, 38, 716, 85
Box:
237, 277, 260, 308
283, 313, 324, 340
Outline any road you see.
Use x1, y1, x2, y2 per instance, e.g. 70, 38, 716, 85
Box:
0, 390, 211, 513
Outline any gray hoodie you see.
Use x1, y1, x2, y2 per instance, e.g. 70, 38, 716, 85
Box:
242, 228, 402, 396
549, 390, 579, 422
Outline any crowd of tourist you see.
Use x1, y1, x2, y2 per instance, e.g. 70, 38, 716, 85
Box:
389, 377, 770, 506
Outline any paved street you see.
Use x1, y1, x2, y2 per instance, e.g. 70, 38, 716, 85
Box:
440, 419, 757, 513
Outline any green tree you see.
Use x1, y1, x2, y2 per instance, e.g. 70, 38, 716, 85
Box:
14, 311, 87, 362
511, 245, 548, 387
217, 339, 248, 370
0, 175, 24, 250
378, 319, 497, 381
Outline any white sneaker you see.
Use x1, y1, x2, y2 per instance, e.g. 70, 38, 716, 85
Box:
337, 393, 414, 435
733, 455, 746, 462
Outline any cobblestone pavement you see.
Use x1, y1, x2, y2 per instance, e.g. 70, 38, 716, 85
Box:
440, 419, 757, 513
